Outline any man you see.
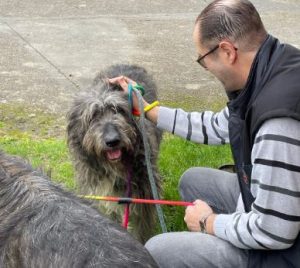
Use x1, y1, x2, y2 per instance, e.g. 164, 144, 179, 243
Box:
109, 0, 300, 267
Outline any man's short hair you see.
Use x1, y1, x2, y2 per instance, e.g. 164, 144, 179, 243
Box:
196, 0, 267, 51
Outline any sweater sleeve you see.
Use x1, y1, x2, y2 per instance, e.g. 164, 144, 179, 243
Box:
214, 118, 300, 249
157, 106, 229, 144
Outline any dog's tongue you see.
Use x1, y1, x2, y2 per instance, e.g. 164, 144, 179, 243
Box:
106, 149, 122, 160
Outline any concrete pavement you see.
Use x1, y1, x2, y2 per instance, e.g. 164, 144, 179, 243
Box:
0, 0, 300, 115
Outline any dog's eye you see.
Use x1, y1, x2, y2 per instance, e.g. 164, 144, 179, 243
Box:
111, 107, 118, 114
92, 110, 101, 120
112, 107, 129, 117
115, 108, 126, 115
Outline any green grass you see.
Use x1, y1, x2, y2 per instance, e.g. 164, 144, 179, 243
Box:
0, 103, 233, 233
0, 135, 75, 190
158, 133, 232, 231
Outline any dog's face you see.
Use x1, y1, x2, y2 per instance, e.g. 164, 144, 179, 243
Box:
67, 87, 138, 166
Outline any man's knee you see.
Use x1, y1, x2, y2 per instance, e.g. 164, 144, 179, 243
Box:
145, 234, 172, 267
179, 167, 213, 201
145, 232, 199, 268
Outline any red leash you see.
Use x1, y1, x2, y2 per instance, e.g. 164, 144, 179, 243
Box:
123, 169, 132, 229
82, 195, 194, 207
82, 167, 193, 230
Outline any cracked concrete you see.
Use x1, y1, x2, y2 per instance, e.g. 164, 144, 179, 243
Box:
0, 0, 299, 115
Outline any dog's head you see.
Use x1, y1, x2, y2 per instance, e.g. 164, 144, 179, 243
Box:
67, 85, 139, 168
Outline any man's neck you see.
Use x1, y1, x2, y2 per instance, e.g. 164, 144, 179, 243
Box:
236, 50, 258, 89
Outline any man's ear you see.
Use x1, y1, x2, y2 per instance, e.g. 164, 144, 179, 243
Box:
219, 41, 238, 64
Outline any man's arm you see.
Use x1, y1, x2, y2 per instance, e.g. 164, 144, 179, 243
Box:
156, 106, 230, 145
138, 98, 229, 145
144, 104, 159, 124
108, 76, 229, 144
213, 118, 300, 249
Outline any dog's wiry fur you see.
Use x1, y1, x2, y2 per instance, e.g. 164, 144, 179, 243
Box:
67, 64, 162, 243
0, 151, 157, 268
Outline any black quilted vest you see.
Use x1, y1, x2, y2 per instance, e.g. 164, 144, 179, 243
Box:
227, 35, 300, 268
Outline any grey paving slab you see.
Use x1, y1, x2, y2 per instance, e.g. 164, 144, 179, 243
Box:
0, 0, 300, 114
0, 0, 204, 18
0, 21, 73, 113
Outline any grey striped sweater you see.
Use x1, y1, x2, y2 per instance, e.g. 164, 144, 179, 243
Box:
157, 106, 300, 250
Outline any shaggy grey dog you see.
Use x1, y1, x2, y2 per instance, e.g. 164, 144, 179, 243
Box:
0, 151, 158, 268
66, 64, 162, 244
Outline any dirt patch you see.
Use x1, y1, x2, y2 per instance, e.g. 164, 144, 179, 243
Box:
0, 103, 66, 139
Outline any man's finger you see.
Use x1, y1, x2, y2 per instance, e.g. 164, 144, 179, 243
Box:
193, 199, 202, 205
125, 77, 137, 86
119, 80, 129, 92
185, 206, 191, 214
109, 76, 139, 90
108, 76, 125, 84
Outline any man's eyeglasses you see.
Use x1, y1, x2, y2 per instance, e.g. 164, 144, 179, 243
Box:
196, 44, 219, 68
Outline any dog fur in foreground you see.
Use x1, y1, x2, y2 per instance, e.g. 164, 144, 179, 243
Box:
67, 64, 162, 243
0, 151, 158, 268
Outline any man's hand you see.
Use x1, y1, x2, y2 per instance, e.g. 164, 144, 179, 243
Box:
108, 76, 137, 92
184, 199, 214, 233
108, 76, 148, 112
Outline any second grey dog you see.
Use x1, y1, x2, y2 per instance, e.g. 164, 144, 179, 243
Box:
67, 65, 162, 243
0, 151, 157, 267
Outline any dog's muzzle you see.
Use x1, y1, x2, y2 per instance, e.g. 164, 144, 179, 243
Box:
103, 124, 122, 161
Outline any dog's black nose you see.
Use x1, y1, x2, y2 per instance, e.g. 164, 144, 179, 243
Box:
106, 138, 120, 148
104, 124, 121, 147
